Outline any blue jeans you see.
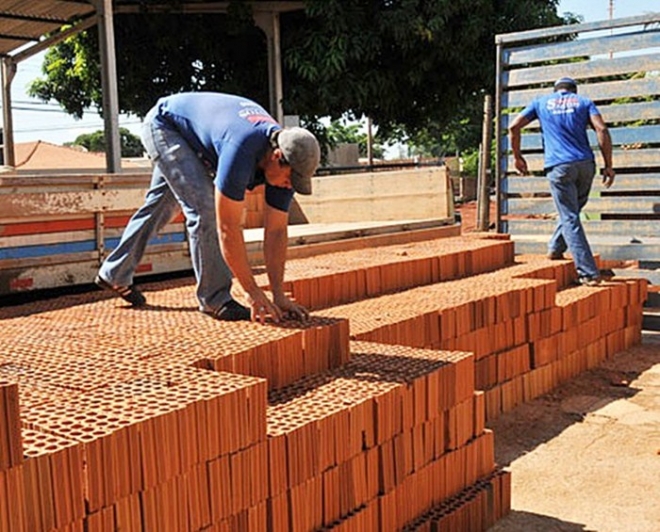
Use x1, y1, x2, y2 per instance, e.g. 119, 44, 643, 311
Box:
546, 160, 599, 279
98, 107, 233, 311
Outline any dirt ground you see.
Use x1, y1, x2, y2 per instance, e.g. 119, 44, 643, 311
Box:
452, 203, 660, 531
487, 331, 660, 532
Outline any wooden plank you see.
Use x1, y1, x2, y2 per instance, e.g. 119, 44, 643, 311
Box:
293, 168, 452, 224
0, 212, 183, 227
501, 104, 660, 133
505, 149, 660, 172
503, 123, 660, 152
0, 173, 151, 189
496, 13, 660, 45
506, 196, 660, 216
598, 102, 660, 124
504, 30, 660, 66
504, 53, 660, 89
0, 189, 150, 217
513, 236, 660, 261
503, 78, 660, 108
505, 173, 660, 194
505, 219, 660, 237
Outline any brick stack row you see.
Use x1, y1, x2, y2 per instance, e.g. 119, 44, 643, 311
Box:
264, 341, 509, 531
2, 345, 510, 531
0, 382, 24, 531
257, 236, 516, 310
315, 258, 646, 422
0, 233, 647, 531
14, 368, 267, 531
243, 186, 265, 228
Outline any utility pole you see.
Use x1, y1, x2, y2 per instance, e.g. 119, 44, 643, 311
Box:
609, 0, 615, 58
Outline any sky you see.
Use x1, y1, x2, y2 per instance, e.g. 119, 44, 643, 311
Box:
6, 0, 658, 146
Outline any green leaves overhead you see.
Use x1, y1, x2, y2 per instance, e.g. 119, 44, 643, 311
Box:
28, 0, 567, 151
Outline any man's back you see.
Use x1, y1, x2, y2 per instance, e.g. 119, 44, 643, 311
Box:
522, 90, 598, 168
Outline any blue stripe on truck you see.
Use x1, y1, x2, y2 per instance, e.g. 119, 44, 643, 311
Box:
0, 233, 186, 260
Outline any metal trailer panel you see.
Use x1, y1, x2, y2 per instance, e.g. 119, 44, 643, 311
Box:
503, 77, 660, 108
495, 13, 660, 276
504, 219, 660, 238
503, 30, 660, 67
504, 173, 660, 194
502, 123, 660, 152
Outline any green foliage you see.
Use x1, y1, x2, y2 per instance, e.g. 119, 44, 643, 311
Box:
69, 128, 144, 157
460, 149, 480, 178
28, 0, 570, 156
326, 118, 384, 159
28, 30, 99, 119
29, 7, 270, 118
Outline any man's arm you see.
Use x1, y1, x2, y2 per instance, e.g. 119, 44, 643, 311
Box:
263, 204, 309, 320
215, 189, 281, 323
590, 113, 615, 188
508, 114, 532, 175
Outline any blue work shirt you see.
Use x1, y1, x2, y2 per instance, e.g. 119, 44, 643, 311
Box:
521, 90, 600, 170
153, 92, 294, 211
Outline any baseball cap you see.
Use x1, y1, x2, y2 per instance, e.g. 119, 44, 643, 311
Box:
277, 127, 320, 195
554, 77, 578, 91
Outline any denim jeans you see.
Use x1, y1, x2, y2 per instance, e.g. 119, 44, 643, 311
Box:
98, 107, 233, 311
546, 160, 599, 279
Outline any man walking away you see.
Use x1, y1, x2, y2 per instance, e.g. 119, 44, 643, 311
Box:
509, 77, 615, 286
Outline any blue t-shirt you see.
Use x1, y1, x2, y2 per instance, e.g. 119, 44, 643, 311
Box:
521, 90, 600, 169
153, 92, 294, 211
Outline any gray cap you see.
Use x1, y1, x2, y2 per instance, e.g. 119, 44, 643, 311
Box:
277, 127, 320, 195
554, 77, 578, 91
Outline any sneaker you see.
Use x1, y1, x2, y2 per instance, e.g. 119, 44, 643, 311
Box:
578, 276, 602, 287
204, 299, 251, 322
95, 275, 146, 306
547, 251, 565, 260
599, 268, 615, 280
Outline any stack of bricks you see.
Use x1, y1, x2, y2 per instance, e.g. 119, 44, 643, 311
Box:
0, 233, 646, 531
243, 186, 266, 228
0, 382, 24, 530
259, 236, 516, 310
266, 341, 509, 531
314, 254, 645, 422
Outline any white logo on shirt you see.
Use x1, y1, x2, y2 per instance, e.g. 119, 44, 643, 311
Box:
546, 95, 579, 115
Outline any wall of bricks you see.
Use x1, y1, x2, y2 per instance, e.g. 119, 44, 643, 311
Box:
0, 233, 645, 531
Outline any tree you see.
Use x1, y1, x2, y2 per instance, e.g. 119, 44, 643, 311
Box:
67, 128, 144, 157
28, 0, 571, 153
326, 117, 384, 159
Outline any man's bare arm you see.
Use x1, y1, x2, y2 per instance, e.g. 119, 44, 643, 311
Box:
508, 114, 532, 175
590, 113, 615, 188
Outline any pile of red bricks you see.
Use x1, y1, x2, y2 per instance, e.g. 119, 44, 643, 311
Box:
0, 234, 646, 531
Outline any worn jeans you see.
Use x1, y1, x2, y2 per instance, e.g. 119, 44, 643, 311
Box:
98, 107, 233, 311
546, 160, 599, 279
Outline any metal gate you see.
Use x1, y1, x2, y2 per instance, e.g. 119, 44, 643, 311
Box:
495, 12, 660, 280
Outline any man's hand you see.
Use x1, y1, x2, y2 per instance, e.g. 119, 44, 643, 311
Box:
246, 290, 309, 324
247, 289, 283, 324
601, 167, 615, 189
273, 293, 309, 322
514, 156, 529, 175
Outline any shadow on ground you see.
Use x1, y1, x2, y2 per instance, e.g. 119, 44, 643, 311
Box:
488, 511, 595, 532
487, 331, 660, 467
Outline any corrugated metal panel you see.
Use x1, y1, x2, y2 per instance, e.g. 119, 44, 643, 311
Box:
0, 1, 305, 55
0, 0, 95, 55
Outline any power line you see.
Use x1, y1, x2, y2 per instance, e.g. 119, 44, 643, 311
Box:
14, 120, 142, 133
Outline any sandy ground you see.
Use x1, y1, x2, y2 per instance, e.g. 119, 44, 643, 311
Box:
484, 331, 660, 532
454, 201, 660, 531
486, 331, 660, 532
